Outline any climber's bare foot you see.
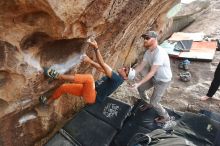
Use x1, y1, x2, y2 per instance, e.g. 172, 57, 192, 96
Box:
200, 96, 210, 101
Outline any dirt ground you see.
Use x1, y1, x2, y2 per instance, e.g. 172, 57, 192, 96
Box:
111, 0, 220, 113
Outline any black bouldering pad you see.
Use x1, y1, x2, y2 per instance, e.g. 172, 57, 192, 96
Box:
128, 107, 162, 131
44, 98, 220, 146
45, 133, 77, 146
112, 122, 151, 146
127, 99, 182, 131
63, 110, 117, 146
199, 109, 220, 146
200, 109, 220, 123
173, 112, 220, 146
84, 97, 131, 129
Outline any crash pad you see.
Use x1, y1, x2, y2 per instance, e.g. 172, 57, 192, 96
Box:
124, 99, 182, 131
45, 133, 77, 146
84, 97, 131, 129
199, 109, 220, 146
173, 112, 220, 146
45, 99, 219, 146
112, 122, 151, 146
113, 99, 182, 146
161, 41, 217, 61
178, 41, 217, 61
63, 110, 117, 146
200, 109, 220, 123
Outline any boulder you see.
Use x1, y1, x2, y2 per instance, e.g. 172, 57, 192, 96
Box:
0, 0, 177, 145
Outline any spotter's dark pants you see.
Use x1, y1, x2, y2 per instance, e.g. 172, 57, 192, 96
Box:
207, 62, 220, 97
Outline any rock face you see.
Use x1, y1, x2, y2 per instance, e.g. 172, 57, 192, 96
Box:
0, 0, 177, 145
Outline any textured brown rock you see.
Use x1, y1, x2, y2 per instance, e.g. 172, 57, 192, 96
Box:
0, 0, 177, 145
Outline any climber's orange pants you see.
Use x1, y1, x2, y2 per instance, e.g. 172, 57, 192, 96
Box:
51, 74, 96, 104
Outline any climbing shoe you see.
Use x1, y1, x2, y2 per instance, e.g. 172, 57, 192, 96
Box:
179, 71, 191, 82
43, 67, 59, 79
179, 59, 190, 70
39, 96, 48, 105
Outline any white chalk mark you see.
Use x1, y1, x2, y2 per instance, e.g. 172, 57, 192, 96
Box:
18, 112, 37, 125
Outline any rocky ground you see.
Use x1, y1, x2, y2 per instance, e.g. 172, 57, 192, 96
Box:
111, 0, 220, 113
